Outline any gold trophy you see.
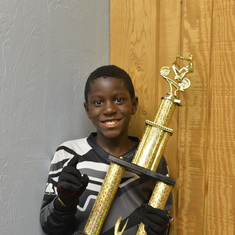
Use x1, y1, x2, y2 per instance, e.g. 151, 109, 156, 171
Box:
75, 55, 194, 235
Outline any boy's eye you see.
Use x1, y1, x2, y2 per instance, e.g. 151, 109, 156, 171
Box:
114, 98, 124, 104
92, 100, 103, 106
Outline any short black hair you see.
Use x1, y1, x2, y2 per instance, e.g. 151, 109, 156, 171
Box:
84, 65, 135, 103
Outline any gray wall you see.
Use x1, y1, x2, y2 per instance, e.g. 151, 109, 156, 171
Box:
0, 1, 109, 234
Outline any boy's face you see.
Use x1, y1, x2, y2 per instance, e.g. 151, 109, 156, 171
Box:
84, 77, 138, 141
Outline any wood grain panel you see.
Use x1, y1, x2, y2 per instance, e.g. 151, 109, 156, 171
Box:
178, 0, 213, 234
110, 0, 159, 138
207, 0, 235, 234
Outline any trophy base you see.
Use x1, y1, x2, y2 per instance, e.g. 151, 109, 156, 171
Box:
108, 155, 175, 186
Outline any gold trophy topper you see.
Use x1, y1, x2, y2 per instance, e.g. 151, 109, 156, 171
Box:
160, 55, 193, 96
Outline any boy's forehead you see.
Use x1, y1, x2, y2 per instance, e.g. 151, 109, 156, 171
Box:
88, 77, 129, 95
90, 76, 125, 88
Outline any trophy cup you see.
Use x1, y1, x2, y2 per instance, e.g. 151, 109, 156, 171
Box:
75, 55, 194, 235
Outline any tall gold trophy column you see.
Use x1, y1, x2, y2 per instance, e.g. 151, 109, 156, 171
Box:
76, 55, 194, 235
133, 55, 193, 234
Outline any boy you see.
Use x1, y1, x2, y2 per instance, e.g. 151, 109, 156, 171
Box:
40, 65, 172, 235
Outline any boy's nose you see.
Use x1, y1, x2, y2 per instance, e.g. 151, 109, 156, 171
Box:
103, 101, 117, 115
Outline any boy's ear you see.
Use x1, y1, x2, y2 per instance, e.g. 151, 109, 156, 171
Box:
131, 97, 138, 115
84, 102, 91, 119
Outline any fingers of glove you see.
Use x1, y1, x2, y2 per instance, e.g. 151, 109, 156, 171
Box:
58, 175, 89, 199
141, 216, 168, 233
141, 204, 169, 224
61, 165, 82, 179
58, 166, 83, 191
67, 155, 79, 167
144, 223, 166, 235
57, 186, 77, 197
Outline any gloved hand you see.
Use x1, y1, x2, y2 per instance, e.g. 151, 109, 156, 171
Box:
139, 203, 170, 235
55, 155, 89, 211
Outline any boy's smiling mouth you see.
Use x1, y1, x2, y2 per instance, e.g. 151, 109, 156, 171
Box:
102, 119, 120, 125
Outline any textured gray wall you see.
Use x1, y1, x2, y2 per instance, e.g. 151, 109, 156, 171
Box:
0, 1, 109, 234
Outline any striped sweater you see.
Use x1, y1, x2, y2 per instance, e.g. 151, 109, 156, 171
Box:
40, 133, 172, 235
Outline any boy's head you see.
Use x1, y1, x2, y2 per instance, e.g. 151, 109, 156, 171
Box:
84, 65, 135, 103
84, 65, 138, 141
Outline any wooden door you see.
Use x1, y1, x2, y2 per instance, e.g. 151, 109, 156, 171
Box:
110, 0, 235, 234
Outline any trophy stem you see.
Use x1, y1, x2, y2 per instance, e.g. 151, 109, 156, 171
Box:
132, 96, 178, 235
132, 97, 177, 170
83, 162, 125, 235
136, 181, 173, 235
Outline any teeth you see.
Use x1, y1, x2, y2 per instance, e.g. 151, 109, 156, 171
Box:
105, 120, 117, 125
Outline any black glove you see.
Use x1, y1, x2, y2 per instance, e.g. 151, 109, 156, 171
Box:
139, 203, 170, 235
55, 155, 89, 211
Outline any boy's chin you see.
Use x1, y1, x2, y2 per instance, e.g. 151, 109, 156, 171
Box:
99, 130, 127, 140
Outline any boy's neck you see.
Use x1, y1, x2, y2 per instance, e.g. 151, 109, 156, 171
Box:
95, 134, 136, 157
